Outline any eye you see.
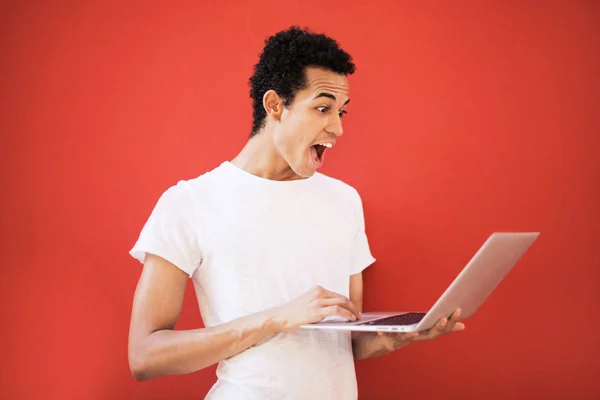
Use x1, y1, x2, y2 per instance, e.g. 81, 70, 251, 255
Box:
317, 106, 329, 113
338, 110, 347, 118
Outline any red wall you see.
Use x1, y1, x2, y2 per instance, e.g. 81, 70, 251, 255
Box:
2, 1, 599, 399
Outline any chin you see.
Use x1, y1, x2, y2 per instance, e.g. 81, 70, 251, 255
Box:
285, 151, 316, 179
291, 162, 315, 179
300, 169, 316, 178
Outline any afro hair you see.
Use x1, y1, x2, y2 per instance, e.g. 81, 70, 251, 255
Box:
248, 26, 356, 137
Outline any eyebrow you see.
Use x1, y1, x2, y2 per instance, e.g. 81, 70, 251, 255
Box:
315, 92, 350, 106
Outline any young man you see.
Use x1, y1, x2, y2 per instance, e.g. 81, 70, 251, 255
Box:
128, 26, 464, 399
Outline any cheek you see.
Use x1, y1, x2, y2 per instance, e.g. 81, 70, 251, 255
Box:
273, 126, 302, 160
274, 110, 322, 160
277, 120, 310, 151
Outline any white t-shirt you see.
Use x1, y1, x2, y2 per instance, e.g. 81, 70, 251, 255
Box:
130, 161, 376, 400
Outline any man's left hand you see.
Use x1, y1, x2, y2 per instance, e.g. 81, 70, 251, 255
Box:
376, 308, 466, 351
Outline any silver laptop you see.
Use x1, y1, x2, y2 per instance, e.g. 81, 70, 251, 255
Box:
300, 232, 540, 333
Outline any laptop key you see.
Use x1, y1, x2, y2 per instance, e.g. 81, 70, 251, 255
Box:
360, 312, 427, 326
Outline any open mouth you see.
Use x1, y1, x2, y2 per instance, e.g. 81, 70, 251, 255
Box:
310, 143, 330, 167
314, 144, 326, 160
309, 141, 334, 168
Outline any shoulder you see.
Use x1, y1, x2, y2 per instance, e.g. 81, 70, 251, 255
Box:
158, 163, 227, 203
313, 173, 364, 208
314, 172, 362, 197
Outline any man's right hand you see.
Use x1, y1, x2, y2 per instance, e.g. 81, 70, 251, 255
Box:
269, 286, 361, 333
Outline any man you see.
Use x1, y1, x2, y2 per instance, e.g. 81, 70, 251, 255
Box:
128, 26, 464, 399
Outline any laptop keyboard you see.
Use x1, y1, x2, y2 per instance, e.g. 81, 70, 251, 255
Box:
359, 312, 427, 326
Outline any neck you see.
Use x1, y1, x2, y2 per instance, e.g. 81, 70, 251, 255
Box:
231, 129, 305, 181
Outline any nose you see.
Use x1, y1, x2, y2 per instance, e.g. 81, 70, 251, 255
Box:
326, 115, 344, 137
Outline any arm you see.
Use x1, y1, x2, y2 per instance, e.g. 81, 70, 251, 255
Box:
349, 273, 465, 361
349, 272, 402, 361
128, 254, 361, 381
128, 253, 278, 381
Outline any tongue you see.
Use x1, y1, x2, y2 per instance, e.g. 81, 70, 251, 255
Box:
310, 145, 319, 162
310, 145, 324, 168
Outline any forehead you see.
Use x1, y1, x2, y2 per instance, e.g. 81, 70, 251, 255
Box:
303, 67, 350, 98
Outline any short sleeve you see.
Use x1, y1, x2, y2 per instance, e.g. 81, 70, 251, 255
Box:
349, 189, 376, 275
129, 181, 202, 277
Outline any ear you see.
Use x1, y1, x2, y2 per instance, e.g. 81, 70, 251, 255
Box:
262, 90, 284, 121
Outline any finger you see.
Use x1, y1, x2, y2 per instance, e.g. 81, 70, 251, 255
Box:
320, 305, 357, 321
378, 331, 419, 340
314, 287, 357, 310
449, 308, 461, 323
443, 309, 461, 333
411, 329, 436, 341
452, 308, 462, 320
315, 287, 359, 311
313, 286, 343, 299
453, 322, 465, 331
317, 297, 361, 319
433, 317, 448, 335
413, 318, 465, 341
413, 318, 447, 341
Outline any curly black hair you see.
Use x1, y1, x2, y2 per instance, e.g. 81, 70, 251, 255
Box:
248, 26, 356, 137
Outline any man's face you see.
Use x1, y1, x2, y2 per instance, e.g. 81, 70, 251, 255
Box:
273, 67, 350, 178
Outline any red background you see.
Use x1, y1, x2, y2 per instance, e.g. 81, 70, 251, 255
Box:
2, 1, 599, 399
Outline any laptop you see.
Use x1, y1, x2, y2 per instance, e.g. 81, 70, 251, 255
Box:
300, 232, 540, 333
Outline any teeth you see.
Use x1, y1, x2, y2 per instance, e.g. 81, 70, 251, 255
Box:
318, 143, 333, 148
